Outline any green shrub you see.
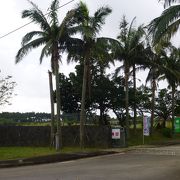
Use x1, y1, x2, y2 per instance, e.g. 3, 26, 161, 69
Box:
0, 118, 16, 125
161, 128, 172, 138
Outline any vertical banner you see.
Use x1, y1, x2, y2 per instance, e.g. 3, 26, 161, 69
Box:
143, 116, 150, 136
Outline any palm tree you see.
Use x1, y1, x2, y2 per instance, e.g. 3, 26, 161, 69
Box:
15, 0, 75, 150
148, 0, 180, 45
145, 43, 180, 133
158, 45, 180, 133
48, 70, 55, 147
114, 16, 145, 136
67, 1, 112, 148
145, 48, 161, 135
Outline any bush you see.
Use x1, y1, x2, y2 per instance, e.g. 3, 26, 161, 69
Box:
161, 128, 172, 138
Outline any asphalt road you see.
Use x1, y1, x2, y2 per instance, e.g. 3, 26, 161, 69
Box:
0, 147, 180, 180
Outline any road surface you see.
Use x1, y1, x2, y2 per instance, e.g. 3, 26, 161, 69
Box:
0, 145, 180, 180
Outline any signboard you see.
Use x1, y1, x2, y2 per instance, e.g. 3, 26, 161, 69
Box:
112, 128, 121, 139
175, 117, 180, 133
143, 116, 150, 136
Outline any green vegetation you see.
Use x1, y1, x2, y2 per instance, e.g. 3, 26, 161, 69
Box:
128, 129, 180, 146
0, 72, 16, 107
0, 147, 102, 161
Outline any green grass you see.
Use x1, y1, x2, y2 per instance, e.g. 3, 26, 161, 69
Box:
128, 128, 180, 146
0, 147, 56, 160
17, 122, 51, 126
0, 147, 102, 161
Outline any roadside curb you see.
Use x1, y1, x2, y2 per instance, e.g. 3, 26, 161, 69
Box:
0, 151, 117, 168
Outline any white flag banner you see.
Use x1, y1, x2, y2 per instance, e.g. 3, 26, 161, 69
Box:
143, 116, 150, 136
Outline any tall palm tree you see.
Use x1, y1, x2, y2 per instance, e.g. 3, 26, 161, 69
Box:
148, 0, 180, 45
145, 48, 161, 135
145, 43, 180, 133
158, 45, 180, 133
114, 16, 145, 136
67, 1, 112, 148
15, 0, 75, 150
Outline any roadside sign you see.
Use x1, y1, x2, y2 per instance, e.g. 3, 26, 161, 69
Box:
112, 128, 120, 139
175, 117, 180, 133
143, 116, 150, 136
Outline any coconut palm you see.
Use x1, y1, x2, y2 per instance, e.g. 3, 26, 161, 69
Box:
145, 43, 180, 133
158, 45, 180, 133
67, 1, 113, 148
114, 16, 145, 136
148, 0, 180, 45
15, 0, 75, 150
145, 48, 162, 135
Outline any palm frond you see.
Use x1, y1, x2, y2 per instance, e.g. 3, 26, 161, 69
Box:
148, 5, 180, 45
91, 6, 112, 33
66, 37, 84, 63
21, 31, 45, 45
49, 0, 59, 26
16, 37, 46, 63
75, 1, 89, 23
113, 66, 122, 78
22, 1, 50, 31
161, 0, 180, 8
57, 9, 76, 39
39, 40, 52, 64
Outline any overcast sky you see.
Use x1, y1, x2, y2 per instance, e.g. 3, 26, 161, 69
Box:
0, 0, 164, 113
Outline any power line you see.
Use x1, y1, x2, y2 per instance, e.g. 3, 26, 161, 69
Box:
0, 0, 75, 40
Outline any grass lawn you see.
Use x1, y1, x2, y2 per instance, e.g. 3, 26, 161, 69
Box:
0, 147, 102, 161
128, 128, 180, 146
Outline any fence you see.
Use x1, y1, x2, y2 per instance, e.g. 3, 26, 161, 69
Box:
0, 125, 112, 147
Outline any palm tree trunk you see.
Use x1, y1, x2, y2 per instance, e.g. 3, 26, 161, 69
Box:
54, 44, 62, 151
48, 71, 55, 147
80, 58, 88, 149
125, 62, 129, 139
150, 73, 156, 136
172, 85, 175, 134
133, 63, 137, 134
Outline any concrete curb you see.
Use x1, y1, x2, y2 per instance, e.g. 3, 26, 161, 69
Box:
0, 151, 117, 168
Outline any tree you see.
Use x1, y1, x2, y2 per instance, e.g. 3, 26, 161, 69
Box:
68, 2, 112, 148
0, 73, 16, 107
15, 0, 75, 150
155, 88, 173, 128
145, 46, 162, 135
114, 16, 145, 136
59, 73, 80, 113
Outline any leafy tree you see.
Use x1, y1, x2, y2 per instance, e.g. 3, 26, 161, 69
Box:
108, 76, 126, 126
59, 73, 80, 113
15, 0, 75, 149
90, 67, 114, 125
0, 73, 16, 107
0, 112, 51, 123
175, 97, 180, 116
155, 88, 173, 128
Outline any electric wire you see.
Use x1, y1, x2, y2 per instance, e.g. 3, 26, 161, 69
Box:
0, 0, 75, 40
